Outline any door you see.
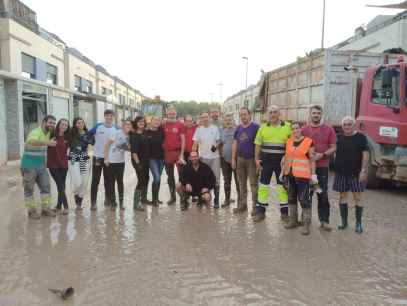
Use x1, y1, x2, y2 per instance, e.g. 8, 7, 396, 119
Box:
23, 99, 47, 140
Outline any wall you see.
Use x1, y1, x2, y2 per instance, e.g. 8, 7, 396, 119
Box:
0, 79, 7, 164
96, 70, 115, 97
114, 80, 128, 106
64, 52, 96, 91
339, 19, 407, 52
0, 18, 65, 86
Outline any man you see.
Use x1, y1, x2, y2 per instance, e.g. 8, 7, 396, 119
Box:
184, 114, 197, 161
21, 115, 57, 219
192, 111, 221, 208
89, 109, 120, 211
220, 114, 240, 207
231, 107, 259, 215
302, 105, 337, 231
334, 116, 369, 234
254, 106, 291, 223
176, 151, 216, 209
210, 107, 222, 130
163, 105, 186, 205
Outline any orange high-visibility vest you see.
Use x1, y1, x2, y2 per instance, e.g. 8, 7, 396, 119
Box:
283, 137, 313, 179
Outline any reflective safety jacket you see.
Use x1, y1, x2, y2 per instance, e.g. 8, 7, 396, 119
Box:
254, 121, 292, 155
283, 137, 313, 179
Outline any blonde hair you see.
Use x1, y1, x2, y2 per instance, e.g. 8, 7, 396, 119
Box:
341, 116, 355, 126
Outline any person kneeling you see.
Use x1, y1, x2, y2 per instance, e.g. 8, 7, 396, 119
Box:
176, 151, 216, 210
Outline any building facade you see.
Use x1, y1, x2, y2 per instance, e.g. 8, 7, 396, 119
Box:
0, 0, 147, 164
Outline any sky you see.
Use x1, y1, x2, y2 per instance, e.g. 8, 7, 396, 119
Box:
22, 0, 402, 102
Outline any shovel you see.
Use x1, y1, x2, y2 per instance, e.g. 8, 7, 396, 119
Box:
48, 287, 74, 300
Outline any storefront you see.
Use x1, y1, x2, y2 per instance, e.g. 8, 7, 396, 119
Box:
49, 89, 71, 122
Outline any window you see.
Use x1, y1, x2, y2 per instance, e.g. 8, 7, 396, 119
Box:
74, 75, 81, 91
372, 68, 400, 107
86, 80, 93, 94
102, 87, 113, 96
119, 94, 126, 105
22, 53, 36, 79
46, 63, 57, 85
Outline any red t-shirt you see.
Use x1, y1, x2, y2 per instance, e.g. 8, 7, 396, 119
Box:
185, 125, 197, 153
47, 136, 68, 168
302, 123, 336, 168
163, 121, 186, 151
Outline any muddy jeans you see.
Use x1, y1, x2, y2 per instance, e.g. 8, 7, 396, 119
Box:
21, 167, 51, 209
287, 175, 311, 209
236, 157, 258, 209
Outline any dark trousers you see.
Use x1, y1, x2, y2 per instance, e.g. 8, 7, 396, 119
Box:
287, 175, 311, 209
90, 157, 109, 205
133, 160, 149, 192
221, 159, 240, 198
314, 167, 330, 223
49, 168, 68, 209
165, 163, 180, 194
105, 163, 125, 203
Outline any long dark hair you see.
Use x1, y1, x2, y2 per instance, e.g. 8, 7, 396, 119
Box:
132, 115, 145, 132
68, 117, 88, 143
51, 118, 70, 139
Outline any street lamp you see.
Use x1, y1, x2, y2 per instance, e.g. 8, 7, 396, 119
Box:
217, 83, 223, 103
242, 56, 249, 89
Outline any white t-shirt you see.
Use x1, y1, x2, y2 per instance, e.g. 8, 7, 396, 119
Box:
90, 123, 120, 158
108, 129, 129, 163
193, 124, 220, 159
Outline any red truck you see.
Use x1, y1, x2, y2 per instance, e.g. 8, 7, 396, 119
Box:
257, 49, 407, 187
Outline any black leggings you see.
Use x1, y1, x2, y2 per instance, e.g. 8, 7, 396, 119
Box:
132, 160, 149, 192
49, 168, 68, 209
106, 163, 125, 203
90, 157, 109, 204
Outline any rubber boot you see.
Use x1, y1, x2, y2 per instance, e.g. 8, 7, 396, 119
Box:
338, 203, 348, 230
285, 204, 299, 229
280, 205, 289, 223
180, 192, 189, 211
213, 185, 220, 209
152, 183, 160, 206
157, 182, 163, 204
167, 183, 176, 205
355, 205, 363, 234
253, 205, 266, 223
301, 208, 311, 235
119, 199, 125, 211
221, 189, 231, 208
133, 189, 145, 211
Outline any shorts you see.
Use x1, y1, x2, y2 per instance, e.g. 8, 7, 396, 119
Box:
333, 174, 365, 193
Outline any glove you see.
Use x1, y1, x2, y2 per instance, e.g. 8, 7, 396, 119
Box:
311, 174, 318, 185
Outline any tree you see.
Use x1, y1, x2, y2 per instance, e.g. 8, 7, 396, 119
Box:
168, 100, 221, 119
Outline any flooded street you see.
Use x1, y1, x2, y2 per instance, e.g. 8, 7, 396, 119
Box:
1, 164, 407, 306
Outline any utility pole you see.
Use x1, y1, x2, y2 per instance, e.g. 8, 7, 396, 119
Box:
321, 0, 326, 49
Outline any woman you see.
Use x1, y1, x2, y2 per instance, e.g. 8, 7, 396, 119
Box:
104, 120, 132, 211
68, 117, 95, 210
146, 116, 165, 206
282, 121, 317, 235
47, 118, 70, 215
129, 116, 149, 211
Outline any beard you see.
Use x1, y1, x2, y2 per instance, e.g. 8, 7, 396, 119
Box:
311, 117, 321, 124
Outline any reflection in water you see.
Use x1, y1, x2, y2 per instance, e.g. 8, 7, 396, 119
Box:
0, 165, 407, 305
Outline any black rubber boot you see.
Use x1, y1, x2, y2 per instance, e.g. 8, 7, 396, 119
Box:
180, 192, 189, 211
141, 187, 152, 205
167, 181, 176, 205
133, 189, 145, 211
214, 185, 220, 209
157, 182, 163, 204
221, 189, 231, 208
338, 203, 348, 230
119, 199, 124, 211
355, 205, 363, 234
152, 183, 160, 206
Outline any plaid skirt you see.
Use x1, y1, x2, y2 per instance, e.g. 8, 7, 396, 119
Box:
333, 174, 365, 193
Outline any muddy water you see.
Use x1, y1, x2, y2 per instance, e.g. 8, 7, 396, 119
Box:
0, 165, 407, 306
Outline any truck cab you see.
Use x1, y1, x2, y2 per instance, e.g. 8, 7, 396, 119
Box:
356, 59, 407, 186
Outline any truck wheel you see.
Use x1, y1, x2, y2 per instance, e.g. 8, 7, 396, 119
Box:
366, 162, 381, 189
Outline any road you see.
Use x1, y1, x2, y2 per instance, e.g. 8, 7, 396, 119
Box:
0, 163, 407, 306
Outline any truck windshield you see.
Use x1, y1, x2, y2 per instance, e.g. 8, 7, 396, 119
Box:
372, 68, 400, 107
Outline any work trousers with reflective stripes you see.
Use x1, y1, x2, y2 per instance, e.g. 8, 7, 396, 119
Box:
21, 167, 51, 209
236, 157, 258, 209
256, 156, 288, 209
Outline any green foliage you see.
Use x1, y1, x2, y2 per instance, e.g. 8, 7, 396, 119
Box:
168, 101, 221, 119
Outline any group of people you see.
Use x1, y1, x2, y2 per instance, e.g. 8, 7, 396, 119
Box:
20, 104, 369, 235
